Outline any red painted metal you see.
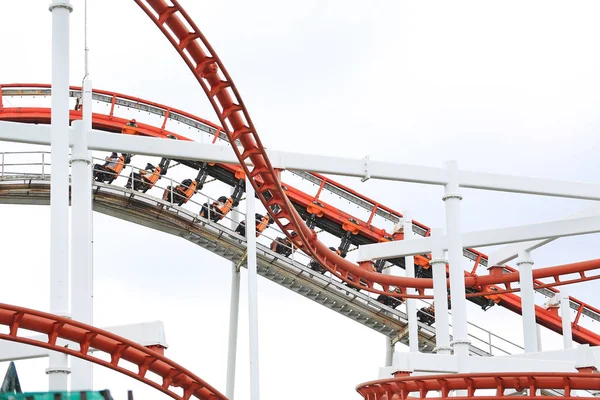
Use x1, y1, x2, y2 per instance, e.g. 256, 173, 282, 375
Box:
356, 372, 600, 399
0, 303, 226, 400
130, 0, 600, 309
2, 89, 600, 344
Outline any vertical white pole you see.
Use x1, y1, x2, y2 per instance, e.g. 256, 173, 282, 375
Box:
48, 0, 72, 391
560, 287, 573, 350
517, 251, 538, 353
70, 79, 94, 391
430, 228, 451, 355
443, 161, 470, 359
403, 211, 418, 353
226, 187, 241, 399
383, 266, 394, 366
246, 178, 260, 399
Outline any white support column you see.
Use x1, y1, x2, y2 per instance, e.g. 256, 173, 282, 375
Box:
383, 266, 394, 366
384, 337, 393, 367
560, 287, 573, 350
403, 211, 418, 353
246, 179, 260, 400
48, 0, 73, 391
443, 161, 470, 359
70, 78, 94, 391
430, 228, 451, 355
517, 251, 538, 353
226, 187, 241, 399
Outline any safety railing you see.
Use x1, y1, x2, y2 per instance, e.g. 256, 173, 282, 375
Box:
0, 151, 51, 179
0, 151, 534, 358
4, 85, 600, 332
413, 300, 524, 356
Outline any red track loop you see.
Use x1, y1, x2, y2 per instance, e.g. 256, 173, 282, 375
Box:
356, 372, 600, 399
0, 303, 226, 400
2, 88, 600, 344
133, 0, 455, 295
134, 0, 600, 298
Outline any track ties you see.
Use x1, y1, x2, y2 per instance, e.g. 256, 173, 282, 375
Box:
178, 32, 200, 51
209, 80, 231, 98
80, 332, 98, 355
195, 58, 217, 77
110, 343, 130, 366
158, 6, 177, 25
221, 103, 242, 120
240, 146, 261, 161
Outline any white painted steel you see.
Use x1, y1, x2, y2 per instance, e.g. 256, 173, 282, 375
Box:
430, 228, 451, 355
226, 187, 241, 399
560, 287, 574, 350
70, 78, 94, 391
517, 251, 538, 353
0, 161, 532, 359
384, 337, 394, 367
488, 203, 600, 266
48, 0, 72, 391
1, 121, 600, 200
444, 161, 470, 359
246, 178, 260, 400
383, 266, 394, 366
357, 214, 600, 261
403, 212, 418, 353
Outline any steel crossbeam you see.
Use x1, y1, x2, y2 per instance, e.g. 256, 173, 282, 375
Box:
1, 120, 599, 200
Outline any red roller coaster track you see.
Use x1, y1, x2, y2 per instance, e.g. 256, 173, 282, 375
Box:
0, 0, 598, 397
1, 87, 600, 345
0, 303, 226, 400
132, 0, 600, 307
356, 372, 600, 399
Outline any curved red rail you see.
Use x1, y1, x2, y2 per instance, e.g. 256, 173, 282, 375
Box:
356, 372, 600, 399
3, 90, 600, 344
0, 303, 226, 400
133, 0, 600, 302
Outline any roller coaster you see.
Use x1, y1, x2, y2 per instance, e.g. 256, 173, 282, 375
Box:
1, 0, 599, 399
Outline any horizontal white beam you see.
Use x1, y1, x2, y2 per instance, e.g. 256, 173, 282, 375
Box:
0, 320, 167, 362
1, 120, 599, 200
459, 170, 600, 201
358, 215, 600, 261
488, 203, 600, 266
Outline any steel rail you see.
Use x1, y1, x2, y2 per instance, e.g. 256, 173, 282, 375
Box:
132, 0, 600, 305
356, 372, 600, 399
1, 101, 600, 343
0, 303, 226, 400
0, 171, 522, 355
2, 85, 598, 330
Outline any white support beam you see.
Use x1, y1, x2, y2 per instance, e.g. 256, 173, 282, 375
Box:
430, 228, 451, 355
1, 121, 600, 200
358, 215, 600, 261
560, 287, 573, 350
459, 169, 600, 201
488, 203, 600, 266
48, 0, 72, 391
403, 212, 418, 353
246, 178, 261, 400
70, 77, 94, 391
226, 187, 241, 399
517, 251, 538, 353
0, 321, 167, 362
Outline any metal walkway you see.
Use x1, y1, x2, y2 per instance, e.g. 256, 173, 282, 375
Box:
0, 168, 522, 358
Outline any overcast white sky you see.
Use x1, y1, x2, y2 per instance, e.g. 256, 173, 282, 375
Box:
1, 1, 600, 399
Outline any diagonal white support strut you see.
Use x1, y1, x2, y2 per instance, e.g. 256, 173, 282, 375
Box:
488, 203, 600, 266
358, 215, 600, 261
